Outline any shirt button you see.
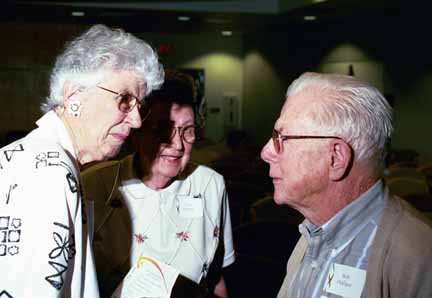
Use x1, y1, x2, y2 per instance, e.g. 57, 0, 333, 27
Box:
311, 260, 318, 269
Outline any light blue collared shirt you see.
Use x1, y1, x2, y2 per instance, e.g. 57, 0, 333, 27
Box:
288, 180, 385, 298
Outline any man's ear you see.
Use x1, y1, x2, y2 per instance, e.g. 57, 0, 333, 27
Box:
329, 139, 353, 181
62, 80, 82, 106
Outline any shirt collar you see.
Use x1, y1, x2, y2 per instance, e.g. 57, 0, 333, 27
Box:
35, 111, 77, 160
121, 172, 192, 200
300, 180, 385, 247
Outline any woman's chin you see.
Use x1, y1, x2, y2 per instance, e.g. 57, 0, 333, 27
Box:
99, 144, 122, 160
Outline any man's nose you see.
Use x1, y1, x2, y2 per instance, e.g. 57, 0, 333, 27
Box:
261, 139, 277, 163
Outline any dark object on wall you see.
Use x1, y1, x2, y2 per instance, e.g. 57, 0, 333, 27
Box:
348, 64, 355, 76
178, 68, 206, 128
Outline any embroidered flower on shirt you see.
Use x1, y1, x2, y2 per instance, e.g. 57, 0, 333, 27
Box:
213, 226, 219, 238
134, 233, 148, 244
176, 231, 189, 241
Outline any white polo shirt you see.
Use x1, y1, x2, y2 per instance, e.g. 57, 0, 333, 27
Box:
119, 164, 236, 283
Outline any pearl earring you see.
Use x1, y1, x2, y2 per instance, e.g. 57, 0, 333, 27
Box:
67, 100, 82, 117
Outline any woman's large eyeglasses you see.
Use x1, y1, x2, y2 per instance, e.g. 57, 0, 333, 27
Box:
97, 85, 144, 114
272, 129, 342, 154
170, 125, 197, 144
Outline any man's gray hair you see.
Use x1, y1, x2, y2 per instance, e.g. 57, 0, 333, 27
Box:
41, 24, 164, 112
286, 72, 393, 167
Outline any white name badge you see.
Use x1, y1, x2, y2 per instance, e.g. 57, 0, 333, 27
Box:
179, 195, 203, 218
111, 255, 179, 298
323, 263, 366, 298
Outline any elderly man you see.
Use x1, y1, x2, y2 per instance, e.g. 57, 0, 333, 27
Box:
261, 72, 432, 298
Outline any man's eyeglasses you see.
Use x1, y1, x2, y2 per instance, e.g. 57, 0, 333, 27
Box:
272, 129, 342, 154
170, 125, 197, 144
97, 86, 144, 114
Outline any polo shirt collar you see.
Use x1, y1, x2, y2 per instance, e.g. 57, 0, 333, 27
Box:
121, 174, 192, 200
35, 111, 77, 162
300, 180, 385, 254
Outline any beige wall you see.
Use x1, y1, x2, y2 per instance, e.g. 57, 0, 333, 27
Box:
242, 22, 432, 161
0, 23, 244, 145
0, 22, 84, 144
242, 49, 286, 146
138, 32, 244, 142
1, 19, 431, 162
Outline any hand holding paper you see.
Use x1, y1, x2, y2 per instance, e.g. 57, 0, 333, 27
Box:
111, 255, 180, 298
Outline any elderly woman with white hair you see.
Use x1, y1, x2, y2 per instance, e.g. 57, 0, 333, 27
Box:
0, 24, 163, 297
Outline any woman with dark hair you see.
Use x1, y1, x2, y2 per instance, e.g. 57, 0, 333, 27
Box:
83, 70, 235, 298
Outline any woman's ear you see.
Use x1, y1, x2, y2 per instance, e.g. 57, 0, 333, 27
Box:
62, 80, 82, 105
328, 139, 353, 181
63, 81, 84, 117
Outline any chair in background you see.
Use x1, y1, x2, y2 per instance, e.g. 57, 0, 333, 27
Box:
386, 170, 432, 216
250, 195, 304, 225
386, 177, 430, 198
385, 164, 425, 180
225, 221, 300, 298
418, 163, 432, 195
385, 149, 420, 169
384, 163, 430, 196
225, 181, 269, 226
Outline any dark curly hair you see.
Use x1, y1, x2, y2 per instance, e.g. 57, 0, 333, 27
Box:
147, 69, 197, 112
132, 69, 199, 178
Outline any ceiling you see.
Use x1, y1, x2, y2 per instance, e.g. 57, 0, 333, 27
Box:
3, 0, 404, 35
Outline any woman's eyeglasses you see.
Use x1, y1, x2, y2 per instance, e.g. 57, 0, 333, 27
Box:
97, 85, 144, 114
170, 125, 197, 144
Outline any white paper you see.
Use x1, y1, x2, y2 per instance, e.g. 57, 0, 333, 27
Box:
111, 256, 180, 298
179, 196, 203, 218
323, 263, 366, 298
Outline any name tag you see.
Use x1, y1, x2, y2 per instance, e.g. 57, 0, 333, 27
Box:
179, 195, 203, 218
323, 263, 366, 298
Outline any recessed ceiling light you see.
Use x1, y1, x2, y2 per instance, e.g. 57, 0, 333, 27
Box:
206, 18, 230, 24
313, 0, 327, 3
221, 30, 232, 36
71, 11, 85, 17
177, 16, 190, 22
304, 15, 317, 21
